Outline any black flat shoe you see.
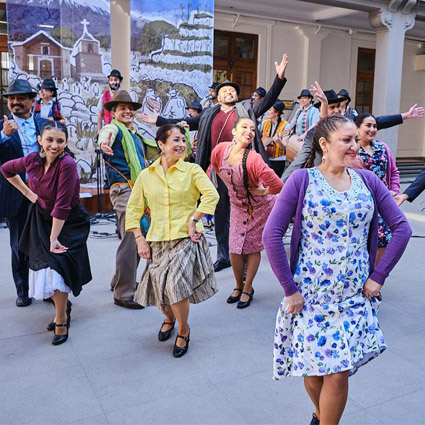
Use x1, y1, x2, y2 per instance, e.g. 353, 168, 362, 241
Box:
173, 330, 190, 358
47, 300, 72, 332
43, 297, 54, 304
237, 288, 254, 309
227, 288, 242, 304
213, 260, 231, 273
158, 321, 175, 342
52, 323, 68, 345
309, 413, 320, 425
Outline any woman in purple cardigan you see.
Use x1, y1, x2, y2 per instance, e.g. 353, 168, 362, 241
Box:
1, 122, 92, 346
355, 113, 400, 264
263, 115, 411, 425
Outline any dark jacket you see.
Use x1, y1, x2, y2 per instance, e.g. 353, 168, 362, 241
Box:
404, 168, 425, 202
0, 115, 49, 218
281, 113, 405, 182
157, 76, 287, 171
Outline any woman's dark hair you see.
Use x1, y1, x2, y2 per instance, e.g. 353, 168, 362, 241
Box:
354, 112, 376, 128
39, 121, 75, 158
233, 117, 256, 217
155, 124, 185, 153
304, 115, 352, 168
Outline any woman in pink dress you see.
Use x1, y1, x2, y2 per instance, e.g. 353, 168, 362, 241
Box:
211, 118, 283, 308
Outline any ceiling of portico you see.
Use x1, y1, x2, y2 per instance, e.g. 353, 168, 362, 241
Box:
215, 0, 425, 40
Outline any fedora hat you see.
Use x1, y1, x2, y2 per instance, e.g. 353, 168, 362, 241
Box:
40, 78, 57, 93
103, 90, 142, 112
272, 100, 285, 114
297, 89, 313, 99
107, 69, 123, 81
216, 80, 240, 96
337, 89, 351, 103
3, 79, 36, 98
254, 87, 266, 98
314, 90, 342, 108
186, 101, 202, 111
209, 82, 218, 90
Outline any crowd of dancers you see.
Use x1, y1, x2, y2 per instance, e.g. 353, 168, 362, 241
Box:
2, 53, 425, 424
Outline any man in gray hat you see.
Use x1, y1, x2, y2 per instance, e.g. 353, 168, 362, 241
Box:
0, 79, 50, 306
99, 90, 158, 309
140, 54, 288, 272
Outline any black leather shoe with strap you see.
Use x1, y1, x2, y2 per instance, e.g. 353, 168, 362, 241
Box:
226, 288, 242, 304
158, 321, 175, 342
173, 330, 190, 358
236, 288, 255, 309
52, 323, 69, 346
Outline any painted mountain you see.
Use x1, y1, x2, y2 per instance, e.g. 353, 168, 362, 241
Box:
7, 0, 110, 43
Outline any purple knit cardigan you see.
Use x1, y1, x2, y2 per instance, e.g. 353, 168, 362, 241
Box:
262, 168, 412, 297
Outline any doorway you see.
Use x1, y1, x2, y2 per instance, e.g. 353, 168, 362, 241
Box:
355, 48, 375, 114
39, 59, 53, 79
213, 30, 258, 100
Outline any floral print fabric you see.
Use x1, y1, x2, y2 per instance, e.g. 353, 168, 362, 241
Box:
273, 167, 386, 379
358, 140, 391, 247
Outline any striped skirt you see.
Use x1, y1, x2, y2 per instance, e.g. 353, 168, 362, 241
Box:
134, 235, 217, 311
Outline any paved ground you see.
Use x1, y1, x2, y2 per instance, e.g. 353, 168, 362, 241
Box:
1, 183, 425, 425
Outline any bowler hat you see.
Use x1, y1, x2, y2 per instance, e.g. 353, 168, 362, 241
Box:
186, 101, 202, 112
297, 89, 313, 99
255, 87, 266, 98
314, 90, 342, 108
40, 78, 57, 93
337, 89, 351, 103
103, 90, 142, 112
216, 80, 240, 96
3, 79, 36, 98
272, 100, 285, 114
108, 69, 123, 81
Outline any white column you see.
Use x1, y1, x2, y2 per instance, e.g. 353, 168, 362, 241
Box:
369, 8, 415, 152
110, 0, 130, 91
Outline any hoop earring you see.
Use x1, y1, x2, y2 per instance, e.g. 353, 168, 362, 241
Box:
39, 147, 46, 158
59, 151, 65, 159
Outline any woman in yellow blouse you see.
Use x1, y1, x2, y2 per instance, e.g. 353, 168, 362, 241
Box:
126, 124, 219, 358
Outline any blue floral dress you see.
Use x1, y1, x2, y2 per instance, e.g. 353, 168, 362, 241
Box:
273, 168, 386, 379
358, 141, 391, 247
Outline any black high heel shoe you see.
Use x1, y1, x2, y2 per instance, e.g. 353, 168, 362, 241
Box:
52, 323, 69, 345
237, 288, 254, 309
226, 288, 242, 304
47, 300, 72, 332
158, 321, 175, 342
173, 330, 190, 358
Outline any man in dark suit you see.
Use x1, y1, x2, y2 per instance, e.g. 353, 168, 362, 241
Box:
0, 79, 50, 306
140, 54, 289, 272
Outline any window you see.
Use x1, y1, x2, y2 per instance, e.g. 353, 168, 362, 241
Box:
41, 45, 50, 55
87, 43, 94, 53
355, 48, 375, 114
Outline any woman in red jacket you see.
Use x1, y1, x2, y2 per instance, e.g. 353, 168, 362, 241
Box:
211, 118, 283, 308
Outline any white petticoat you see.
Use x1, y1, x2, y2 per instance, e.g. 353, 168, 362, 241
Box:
28, 267, 71, 300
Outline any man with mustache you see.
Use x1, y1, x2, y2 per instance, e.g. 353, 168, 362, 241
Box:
97, 69, 123, 133
0, 79, 50, 307
140, 54, 288, 272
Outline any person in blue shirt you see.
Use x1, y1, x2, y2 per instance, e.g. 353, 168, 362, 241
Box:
0, 79, 49, 307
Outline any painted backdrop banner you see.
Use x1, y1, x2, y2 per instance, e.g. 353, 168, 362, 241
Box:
6, 0, 111, 182
130, 0, 214, 138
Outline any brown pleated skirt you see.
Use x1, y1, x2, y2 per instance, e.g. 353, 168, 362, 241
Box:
134, 235, 217, 311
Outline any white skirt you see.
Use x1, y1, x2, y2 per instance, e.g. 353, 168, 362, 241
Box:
28, 267, 71, 300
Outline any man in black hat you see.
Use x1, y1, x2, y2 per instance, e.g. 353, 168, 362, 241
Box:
140, 54, 288, 272
289, 89, 319, 140
0, 79, 50, 306
282, 86, 425, 182
97, 69, 123, 132
33, 78, 65, 123
337, 89, 358, 117
200, 83, 218, 109
186, 101, 202, 118
98, 90, 158, 309
252, 87, 266, 103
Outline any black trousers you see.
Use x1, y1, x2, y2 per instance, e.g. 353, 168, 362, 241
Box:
269, 160, 286, 178
4, 199, 29, 298
214, 177, 230, 263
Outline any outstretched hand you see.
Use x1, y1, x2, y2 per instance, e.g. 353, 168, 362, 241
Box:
394, 193, 408, 206
100, 132, 114, 156
310, 81, 326, 105
402, 104, 425, 120
275, 54, 289, 80
139, 109, 159, 125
